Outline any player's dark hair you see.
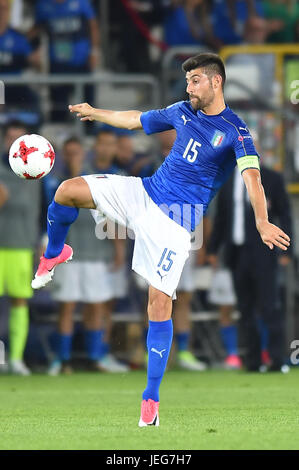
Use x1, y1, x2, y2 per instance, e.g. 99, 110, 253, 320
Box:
3, 120, 29, 136
182, 53, 226, 89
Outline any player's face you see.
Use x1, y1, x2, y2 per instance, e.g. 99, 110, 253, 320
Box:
186, 69, 215, 111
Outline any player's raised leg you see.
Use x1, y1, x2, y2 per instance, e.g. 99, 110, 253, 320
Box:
139, 286, 173, 427
32, 177, 96, 289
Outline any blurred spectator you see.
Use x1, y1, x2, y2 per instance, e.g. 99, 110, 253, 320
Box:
208, 164, 293, 372
0, 120, 41, 375
46, 136, 129, 374
29, 0, 100, 121
209, 0, 264, 46
115, 134, 154, 177
0, 0, 40, 118
110, 0, 164, 72
163, 0, 219, 49
262, 0, 299, 43
226, 15, 275, 102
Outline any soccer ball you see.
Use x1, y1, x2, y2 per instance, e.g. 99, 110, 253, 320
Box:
9, 134, 55, 179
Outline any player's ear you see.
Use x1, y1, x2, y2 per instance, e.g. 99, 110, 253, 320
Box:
213, 74, 222, 90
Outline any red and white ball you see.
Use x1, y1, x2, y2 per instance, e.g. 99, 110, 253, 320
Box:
9, 134, 55, 179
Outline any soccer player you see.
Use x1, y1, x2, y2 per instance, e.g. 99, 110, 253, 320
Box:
31, 53, 290, 426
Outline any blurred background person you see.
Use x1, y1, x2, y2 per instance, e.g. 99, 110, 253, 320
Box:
261, 0, 299, 43
208, 159, 293, 372
0, 0, 40, 121
0, 120, 41, 375
110, 0, 163, 73
209, 0, 264, 46
163, 0, 219, 49
115, 133, 154, 178
45, 135, 129, 374
29, 0, 100, 122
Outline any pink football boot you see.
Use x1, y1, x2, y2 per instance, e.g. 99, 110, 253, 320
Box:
31, 244, 73, 289
138, 399, 160, 427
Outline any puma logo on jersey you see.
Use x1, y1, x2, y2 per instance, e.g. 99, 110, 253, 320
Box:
151, 348, 166, 358
239, 127, 248, 132
181, 115, 191, 125
157, 270, 167, 281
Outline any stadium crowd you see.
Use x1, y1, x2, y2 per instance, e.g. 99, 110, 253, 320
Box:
0, 0, 298, 375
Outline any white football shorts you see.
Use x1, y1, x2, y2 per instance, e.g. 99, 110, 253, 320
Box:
51, 261, 128, 303
82, 174, 191, 298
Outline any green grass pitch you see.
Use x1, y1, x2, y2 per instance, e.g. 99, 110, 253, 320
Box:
1, 369, 299, 450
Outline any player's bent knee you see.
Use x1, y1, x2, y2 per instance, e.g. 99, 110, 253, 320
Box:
55, 177, 95, 209
55, 179, 76, 206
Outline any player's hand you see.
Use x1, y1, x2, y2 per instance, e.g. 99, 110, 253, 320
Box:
69, 103, 95, 121
257, 220, 290, 251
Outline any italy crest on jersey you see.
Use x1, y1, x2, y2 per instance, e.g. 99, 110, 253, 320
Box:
211, 130, 225, 147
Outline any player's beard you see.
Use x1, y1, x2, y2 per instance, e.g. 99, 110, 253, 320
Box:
189, 85, 215, 112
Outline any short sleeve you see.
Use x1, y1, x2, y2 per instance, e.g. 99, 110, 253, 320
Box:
81, 0, 96, 19
232, 128, 260, 173
140, 102, 182, 135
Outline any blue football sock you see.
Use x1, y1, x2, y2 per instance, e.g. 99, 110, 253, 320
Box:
220, 325, 238, 356
45, 200, 79, 259
143, 319, 173, 402
57, 333, 72, 361
176, 331, 190, 352
85, 330, 103, 361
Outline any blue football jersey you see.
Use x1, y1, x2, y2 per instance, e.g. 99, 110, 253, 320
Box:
141, 101, 259, 232
0, 28, 32, 73
35, 0, 95, 66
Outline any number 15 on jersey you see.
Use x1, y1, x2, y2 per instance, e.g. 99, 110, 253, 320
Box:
183, 138, 201, 163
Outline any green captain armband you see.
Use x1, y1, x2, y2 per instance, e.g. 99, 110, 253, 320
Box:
237, 155, 260, 174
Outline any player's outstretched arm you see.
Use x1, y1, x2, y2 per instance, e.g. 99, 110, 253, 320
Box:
242, 168, 290, 251
69, 103, 143, 130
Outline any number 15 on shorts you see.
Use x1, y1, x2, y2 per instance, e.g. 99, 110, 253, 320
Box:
157, 248, 177, 272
